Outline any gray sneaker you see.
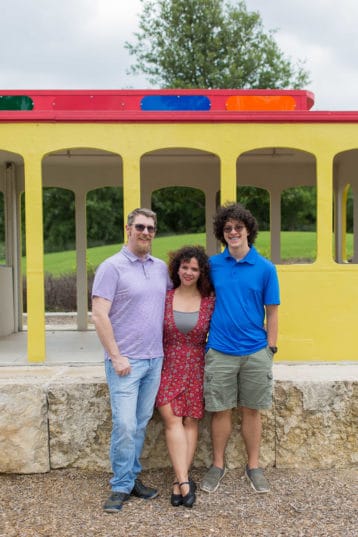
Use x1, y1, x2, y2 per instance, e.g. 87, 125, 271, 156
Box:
200, 465, 227, 493
245, 466, 269, 493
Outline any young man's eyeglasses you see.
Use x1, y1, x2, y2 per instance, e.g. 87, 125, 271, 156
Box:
133, 223, 156, 233
223, 224, 245, 233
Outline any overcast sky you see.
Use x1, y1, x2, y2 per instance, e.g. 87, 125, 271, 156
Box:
0, 0, 357, 111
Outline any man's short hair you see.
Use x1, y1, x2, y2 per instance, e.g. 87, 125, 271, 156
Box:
127, 208, 157, 226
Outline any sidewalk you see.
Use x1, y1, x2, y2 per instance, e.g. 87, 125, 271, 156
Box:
1, 327, 358, 379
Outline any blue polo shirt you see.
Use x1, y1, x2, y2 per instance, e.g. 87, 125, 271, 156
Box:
207, 246, 280, 356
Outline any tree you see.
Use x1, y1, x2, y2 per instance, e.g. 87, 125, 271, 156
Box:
281, 187, 316, 231
237, 186, 270, 230
43, 188, 75, 252
41, 187, 124, 254
152, 187, 205, 233
86, 187, 124, 246
125, 0, 310, 89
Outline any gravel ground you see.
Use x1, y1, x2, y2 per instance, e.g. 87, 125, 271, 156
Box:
10, 316, 358, 535
1, 466, 357, 537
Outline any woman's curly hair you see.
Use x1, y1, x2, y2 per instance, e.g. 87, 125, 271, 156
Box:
213, 202, 259, 246
168, 245, 213, 297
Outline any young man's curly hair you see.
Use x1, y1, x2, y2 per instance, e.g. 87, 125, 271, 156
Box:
168, 245, 213, 297
213, 202, 259, 247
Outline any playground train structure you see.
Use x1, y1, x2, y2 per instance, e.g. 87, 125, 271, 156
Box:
0, 88, 358, 363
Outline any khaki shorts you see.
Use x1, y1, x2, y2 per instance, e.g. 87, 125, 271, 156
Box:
203, 347, 274, 411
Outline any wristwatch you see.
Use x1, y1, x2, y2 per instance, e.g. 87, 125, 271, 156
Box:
269, 346, 278, 354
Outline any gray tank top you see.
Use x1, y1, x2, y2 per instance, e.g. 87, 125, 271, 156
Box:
173, 310, 199, 334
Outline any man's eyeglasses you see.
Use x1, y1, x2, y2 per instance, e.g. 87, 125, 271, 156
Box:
223, 224, 245, 233
133, 223, 156, 233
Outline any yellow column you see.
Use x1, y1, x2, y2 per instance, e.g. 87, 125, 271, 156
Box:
219, 152, 237, 205
122, 152, 141, 229
24, 153, 46, 362
316, 152, 334, 264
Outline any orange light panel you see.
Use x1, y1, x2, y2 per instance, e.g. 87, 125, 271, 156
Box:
226, 95, 296, 111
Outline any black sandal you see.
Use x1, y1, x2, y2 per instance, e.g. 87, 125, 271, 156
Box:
179, 481, 196, 508
170, 481, 182, 507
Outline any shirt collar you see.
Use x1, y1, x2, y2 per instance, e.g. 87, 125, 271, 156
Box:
223, 245, 257, 264
121, 245, 154, 263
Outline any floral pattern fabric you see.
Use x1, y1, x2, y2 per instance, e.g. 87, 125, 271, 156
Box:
156, 289, 215, 419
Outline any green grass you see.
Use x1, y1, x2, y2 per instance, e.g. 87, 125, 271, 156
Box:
1, 231, 354, 276
44, 233, 208, 275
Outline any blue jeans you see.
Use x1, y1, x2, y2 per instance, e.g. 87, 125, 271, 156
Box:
105, 356, 163, 492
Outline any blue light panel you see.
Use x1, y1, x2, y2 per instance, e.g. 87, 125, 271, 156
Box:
141, 95, 211, 111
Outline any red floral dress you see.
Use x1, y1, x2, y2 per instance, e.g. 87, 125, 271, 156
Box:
156, 289, 215, 419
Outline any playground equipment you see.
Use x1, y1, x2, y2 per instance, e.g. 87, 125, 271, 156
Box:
0, 89, 358, 363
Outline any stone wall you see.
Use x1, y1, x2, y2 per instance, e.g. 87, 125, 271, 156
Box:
0, 364, 357, 474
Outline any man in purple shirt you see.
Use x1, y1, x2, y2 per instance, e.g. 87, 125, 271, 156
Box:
92, 208, 171, 513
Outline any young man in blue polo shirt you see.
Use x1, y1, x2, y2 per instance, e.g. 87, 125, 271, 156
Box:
200, 202, 280, 494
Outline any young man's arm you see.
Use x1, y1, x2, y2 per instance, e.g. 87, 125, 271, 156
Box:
265, 304, 279, 348
92, 296, 131, 375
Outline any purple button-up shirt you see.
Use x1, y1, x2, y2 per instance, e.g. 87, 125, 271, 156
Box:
92, 246, 172, 359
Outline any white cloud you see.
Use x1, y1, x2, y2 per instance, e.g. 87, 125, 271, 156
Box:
245, 0, 358, 109
0, 0, 146, 89
0, 0, 357, 109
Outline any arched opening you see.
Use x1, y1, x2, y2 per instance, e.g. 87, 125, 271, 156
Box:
333, 149, 358, 263
86, 186, 124, 314
43, 187, 75, 253
42, 147, 123, 329
152, 186, 205, 234
0, 152, 24, 334
87, 186, 124, 249
280, 186, 317, 263
150, 186, 206, 260
140, 148, 220, 255
41, 187, 76, 315
237, 147, 316, 263
0, 190, 4, 261
236, 186, 270, 258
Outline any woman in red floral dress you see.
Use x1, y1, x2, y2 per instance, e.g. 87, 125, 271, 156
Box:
156, 245, 215, 508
